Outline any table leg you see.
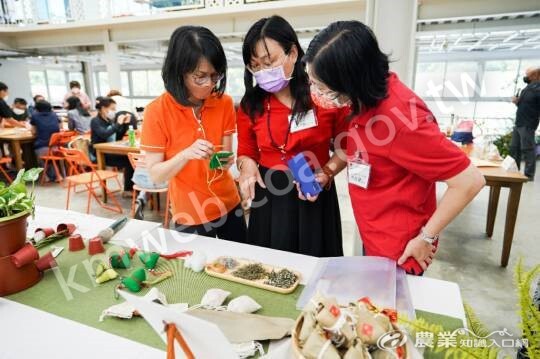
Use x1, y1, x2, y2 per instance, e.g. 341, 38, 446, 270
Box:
500, 183, 523, 267
486, 185, 500, 238
11, 140, 23, 170
96, 149, 108, 203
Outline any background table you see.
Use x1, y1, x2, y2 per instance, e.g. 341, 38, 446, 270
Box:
0, 128, 36, 170
477, 166, 528, 267
0, 207, 467, 359
93, 141, 140, 201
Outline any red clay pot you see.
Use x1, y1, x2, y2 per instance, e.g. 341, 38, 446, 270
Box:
0, 210, 30, 257
68, 234, 85, 251
0, 254, 41, 296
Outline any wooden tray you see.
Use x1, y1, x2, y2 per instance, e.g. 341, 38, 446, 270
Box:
204, 256, 301, 294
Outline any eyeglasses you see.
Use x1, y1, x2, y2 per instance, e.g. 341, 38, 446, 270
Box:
191, 73, 224, 86
247, 53, 289, 73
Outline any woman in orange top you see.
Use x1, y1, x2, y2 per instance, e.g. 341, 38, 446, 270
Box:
141, 26, 246, 242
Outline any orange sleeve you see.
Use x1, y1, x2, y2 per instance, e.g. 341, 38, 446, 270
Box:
223, 96, 236, 136
140, 102, 167, 153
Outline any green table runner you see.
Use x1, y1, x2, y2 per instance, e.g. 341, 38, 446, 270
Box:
7, 238, 463, 358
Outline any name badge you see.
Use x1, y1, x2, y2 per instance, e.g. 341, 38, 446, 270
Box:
348, 158, 371, 189
290, 110, 318, 133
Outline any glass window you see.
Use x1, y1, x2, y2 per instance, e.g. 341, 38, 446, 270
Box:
226, 67, 245, 99
93, 72, 99, 98
147, 70, 164, 96
132, 70, 148, 96
121, 71, 130, 96
29, 71, 48, 100
481, 60, 519, 98
97, 72, 109, 97
46, 69, 66, 104
414, 62, 445, 99
443, 62, 479, 98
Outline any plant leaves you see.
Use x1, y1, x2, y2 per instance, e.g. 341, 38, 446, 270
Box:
22, 168, 43, 182
12, 169, 25, 186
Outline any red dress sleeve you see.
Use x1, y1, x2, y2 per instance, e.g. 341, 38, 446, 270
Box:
236, 106, 260, 161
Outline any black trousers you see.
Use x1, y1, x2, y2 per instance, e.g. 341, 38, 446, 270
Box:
510, 126, 537, 179
174, 204, 247, 243
105, 154, 134, 191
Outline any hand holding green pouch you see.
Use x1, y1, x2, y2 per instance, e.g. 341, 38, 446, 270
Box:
209, 151, 234, 169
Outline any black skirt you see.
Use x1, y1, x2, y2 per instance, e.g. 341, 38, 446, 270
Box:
247, 166, 343, 257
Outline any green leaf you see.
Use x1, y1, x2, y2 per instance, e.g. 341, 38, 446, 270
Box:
12, 169, 25, 186
22, 168, 43, 182
9, 183, 26, 194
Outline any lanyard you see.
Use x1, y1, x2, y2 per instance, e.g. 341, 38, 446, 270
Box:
265, 97, 295, 154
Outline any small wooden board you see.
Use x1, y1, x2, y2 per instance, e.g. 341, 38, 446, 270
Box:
205, 256, 301, 294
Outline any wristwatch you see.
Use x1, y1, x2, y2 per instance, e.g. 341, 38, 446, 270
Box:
419, 227, 439, 244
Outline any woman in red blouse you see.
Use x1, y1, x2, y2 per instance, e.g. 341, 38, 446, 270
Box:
236, 16, 349, 257
303, 21, 486, 275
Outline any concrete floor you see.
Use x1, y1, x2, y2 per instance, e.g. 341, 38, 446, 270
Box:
30, 166, 540, 339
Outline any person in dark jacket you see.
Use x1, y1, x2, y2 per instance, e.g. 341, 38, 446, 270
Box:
30, 100, 60, 181
90, 97, 134, 194
510, 66, 540, 181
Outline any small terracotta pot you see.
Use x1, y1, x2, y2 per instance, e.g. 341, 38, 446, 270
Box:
57, 223, 76, 236
88, 238, 105, 255
11, 243, 39, 268
68, 234, 85, 252
35, 251, 57, 272
34, 227, 55, 243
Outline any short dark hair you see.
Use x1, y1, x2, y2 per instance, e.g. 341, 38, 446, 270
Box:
14, 98, 27, 105
35, 100, 52, 113
162, 26, 227, 107
95, 97, 116, 110
240, 15, 311, 121
66, 95, 90, 116
304, 21, 389, 115
33, 94, 45, 102
69, 81, 81, 89
0, 82, 8, 92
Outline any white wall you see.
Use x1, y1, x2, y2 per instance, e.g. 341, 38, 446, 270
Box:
0, 59, 32, 102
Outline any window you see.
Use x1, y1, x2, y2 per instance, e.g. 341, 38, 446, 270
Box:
481, 60, 519, 98
29, 71, 48, 100
121, 71, 130, 96
95, 72, 109, 97
132, 70, 163, 96
147, 70, 164, 96
414, 62, 445, 99
443, 62, 479, 98
226, 67, 245, 99
46, 70, 66, 104
131, 70, 148, 96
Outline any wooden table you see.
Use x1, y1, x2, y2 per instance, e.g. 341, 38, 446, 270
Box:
477, 166, 529, 267
93, 140, 140, 201
0, 128, 36, 170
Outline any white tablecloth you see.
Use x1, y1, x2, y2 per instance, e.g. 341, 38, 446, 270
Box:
0, 208, 466, 359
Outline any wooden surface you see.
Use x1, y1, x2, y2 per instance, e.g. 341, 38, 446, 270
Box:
475, 162, 528, 267
93, 140, 140, 171
0, 129, 36, 170
204, 256, 301, 294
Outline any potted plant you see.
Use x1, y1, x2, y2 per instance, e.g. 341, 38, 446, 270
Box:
0, 168, 43, 296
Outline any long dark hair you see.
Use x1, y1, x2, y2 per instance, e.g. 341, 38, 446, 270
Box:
162, 26, 227, 107
304, 21, 389, 115
66, 96, 90, 117
240, 15, 311, 120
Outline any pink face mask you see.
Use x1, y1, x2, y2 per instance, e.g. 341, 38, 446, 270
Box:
310, 91, 351, 109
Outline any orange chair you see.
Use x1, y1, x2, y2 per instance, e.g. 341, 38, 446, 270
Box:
60, 148, 123, 214
40, 130, 77, 185
128, 152, 170, 227
0, 157, 12, 184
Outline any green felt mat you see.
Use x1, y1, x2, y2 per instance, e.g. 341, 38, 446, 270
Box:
7, 238, 464, 357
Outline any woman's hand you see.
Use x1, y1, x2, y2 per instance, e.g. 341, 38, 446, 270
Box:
397, 236, 436, 271
296, 171, 329, 202
238, 157, 265, 201
182, 139, 214, 160
117, 114, 129, 125
220, 155, 235, 171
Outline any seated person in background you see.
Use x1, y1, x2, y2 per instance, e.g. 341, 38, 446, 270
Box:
29, 94, 46, 114
90, 97, 134, 196
30, 100, 61, 181
66, 96, 91, 134
12, 98, 30, 122
131, 152, 168, 220
107, 89, 138, 116
64, 81, 91, 110
0, 82, 27, 128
